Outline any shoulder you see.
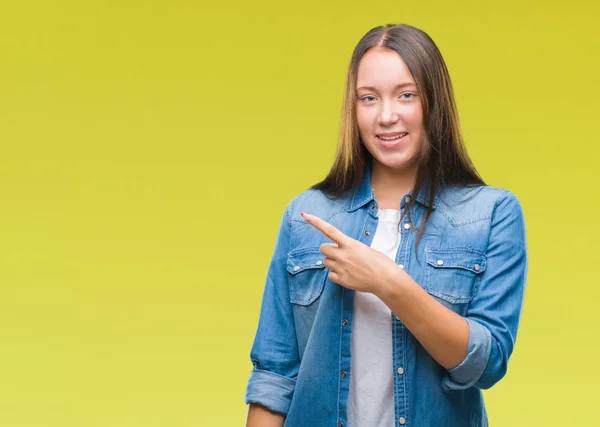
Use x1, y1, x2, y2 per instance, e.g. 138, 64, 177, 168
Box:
284, 187, 351, 223
437, 185, 524, 226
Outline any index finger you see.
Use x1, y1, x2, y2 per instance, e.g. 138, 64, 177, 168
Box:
301, 212, 350, 246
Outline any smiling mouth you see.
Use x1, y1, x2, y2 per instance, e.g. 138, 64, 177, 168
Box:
376, 132, 408, 141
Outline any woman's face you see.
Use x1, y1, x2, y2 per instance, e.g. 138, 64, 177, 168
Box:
355, 47, 424, 175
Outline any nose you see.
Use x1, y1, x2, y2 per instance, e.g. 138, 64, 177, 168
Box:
377, 99, 399, 126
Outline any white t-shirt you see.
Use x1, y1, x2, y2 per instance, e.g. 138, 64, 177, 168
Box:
347, 208, 401, 427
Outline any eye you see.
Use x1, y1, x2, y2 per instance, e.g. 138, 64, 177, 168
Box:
360, 95, 376, 103
400, 93, 416, 100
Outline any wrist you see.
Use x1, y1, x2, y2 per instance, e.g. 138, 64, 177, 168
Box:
374, 264, 409, 302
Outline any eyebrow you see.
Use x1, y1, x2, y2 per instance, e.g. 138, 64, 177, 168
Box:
356, 82, 416, 91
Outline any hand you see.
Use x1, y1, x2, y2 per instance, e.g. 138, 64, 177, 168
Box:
300, 211, 402, 295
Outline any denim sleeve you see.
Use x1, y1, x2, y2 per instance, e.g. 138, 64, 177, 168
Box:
244, 203, 299, 416
443, 191, 528, 392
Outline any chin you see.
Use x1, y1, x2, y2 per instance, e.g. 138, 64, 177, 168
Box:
371, 152, 418, 170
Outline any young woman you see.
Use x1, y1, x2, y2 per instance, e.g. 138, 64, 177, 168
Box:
244, 23, 528, 427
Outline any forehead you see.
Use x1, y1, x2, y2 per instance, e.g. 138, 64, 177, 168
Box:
356, 47, 415, 89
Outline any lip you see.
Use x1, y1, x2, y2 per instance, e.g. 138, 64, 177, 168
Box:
377, 131, 408, 137
376, 132, 408, 148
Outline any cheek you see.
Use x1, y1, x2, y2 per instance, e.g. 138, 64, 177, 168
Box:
407, 105, 424, 129
356, 110, 374, 133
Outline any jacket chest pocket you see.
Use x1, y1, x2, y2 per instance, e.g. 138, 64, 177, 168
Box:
287, 248, 328, 306
425, 248, 487, 304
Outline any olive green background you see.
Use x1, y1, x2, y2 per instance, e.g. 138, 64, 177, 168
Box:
0, 1, 598, 425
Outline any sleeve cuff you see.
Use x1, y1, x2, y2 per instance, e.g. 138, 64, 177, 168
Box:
442, 317, 492, 392
244, 368, 296, 416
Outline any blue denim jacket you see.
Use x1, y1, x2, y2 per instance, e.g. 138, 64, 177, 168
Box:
245, 161, 528, 426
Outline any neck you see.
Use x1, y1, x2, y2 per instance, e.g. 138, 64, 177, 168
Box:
370, 160, 417, 210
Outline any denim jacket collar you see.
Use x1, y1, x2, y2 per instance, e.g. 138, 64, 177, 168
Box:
348, 157, 442, 212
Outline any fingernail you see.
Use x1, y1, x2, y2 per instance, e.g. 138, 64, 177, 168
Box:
301, 212, 312, 222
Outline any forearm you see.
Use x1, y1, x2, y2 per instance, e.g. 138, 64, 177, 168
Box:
375, 272, 470, 370
246, 403, 285, 427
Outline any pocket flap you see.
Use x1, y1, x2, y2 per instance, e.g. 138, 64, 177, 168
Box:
287, 248, 327, 275
426, 249, 486, 274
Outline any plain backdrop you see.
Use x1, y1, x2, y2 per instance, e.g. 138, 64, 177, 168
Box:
0, 1, 598, 426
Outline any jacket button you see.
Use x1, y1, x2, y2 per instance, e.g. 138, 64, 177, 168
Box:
341, 371, 347, 379
342, 319, 348, 327
339, 423, 344, 427
399, 417, 406, 424
474, 263, 480, 271
403, 223, 411, 230
398, 264, 404, 270
436, 260, 444, 266
364, 230, 370, 236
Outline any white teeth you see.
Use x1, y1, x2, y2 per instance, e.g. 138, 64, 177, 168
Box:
378, 133, 407, 141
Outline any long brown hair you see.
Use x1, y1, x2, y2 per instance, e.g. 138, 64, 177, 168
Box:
311, 23, 485, 249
